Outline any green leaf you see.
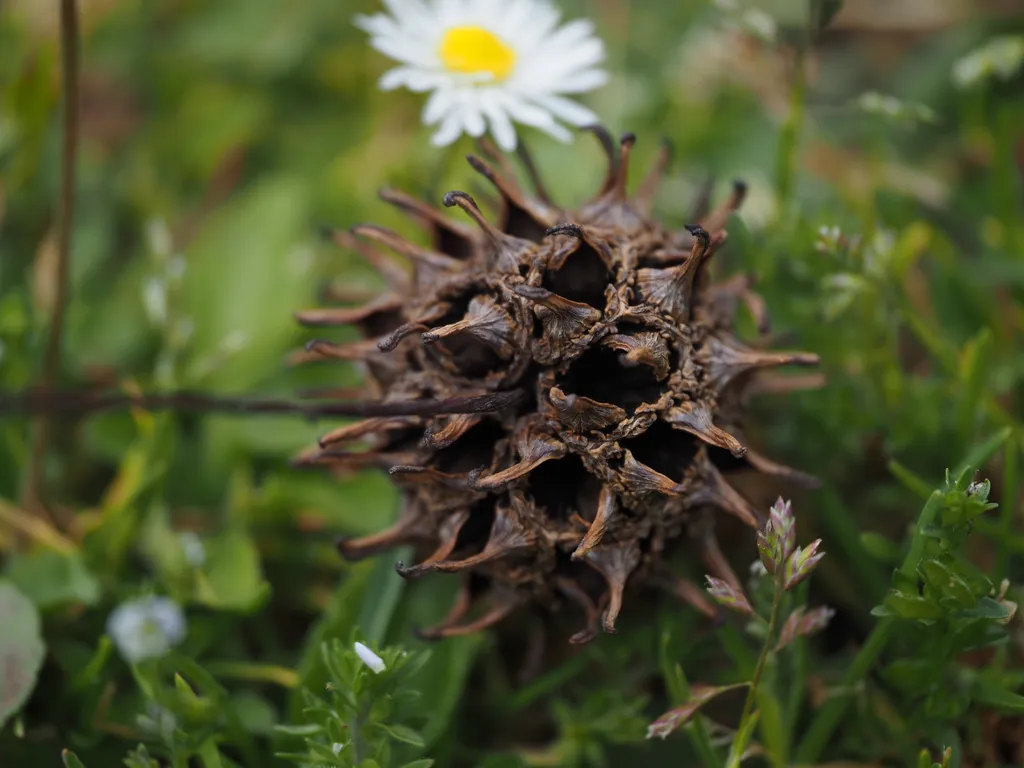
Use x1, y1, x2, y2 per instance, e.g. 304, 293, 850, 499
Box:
951, 427, 1012, 488
273, 723, 323, 737
725, 709, 760, 768
61, 749, 88, 768
400, 760, 435, 768
379, 722, 426, 748
882, 591, 944, 620
755, 686, 787, 767
357, 544, 410, 645
955, 597, 1010, 621
888, 459, 933, 500
956, 328, 993, 439
881, 659, 936, 691
0, 580, 46, 729
4, 549, 101, 610
180, 174, 312, 392
194, 528, 269, 612
950, 620, 1008, 654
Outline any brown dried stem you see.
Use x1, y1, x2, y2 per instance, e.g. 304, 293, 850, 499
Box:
24, 0, 79, 524
0, 388, 528, 420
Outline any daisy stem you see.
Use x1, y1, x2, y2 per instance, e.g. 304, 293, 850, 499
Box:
725, 568, 785, 768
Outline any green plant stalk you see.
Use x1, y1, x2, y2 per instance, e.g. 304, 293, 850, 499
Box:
996, 431, 1020, 582
197, 739, 224, 768
796, 490, 943, 762
726, 570, 785, 768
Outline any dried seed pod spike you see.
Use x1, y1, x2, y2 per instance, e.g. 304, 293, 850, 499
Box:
620, 450, 682, 497
572, 485, 617, 559
634, 137, 673, 215
320, 226, 410, 291
394, 510, 470, 578
607, 132, 637, 202
318, 416, 419, 449
695, 522, 743, 593
421, 413, 482, 449
744, 448, 821, 488
422, 295, 516, 359
583, 124, 620, 196
555, 577, 602, 645
548, 386, 626, 432
413, 580, 473, 640
634, 225, 711, 321
379, 187, 477, 241
351, 223, 465, 272
294, 293, 404, 328
336, 507, 425, 561
431, 503, 535, 573
514, 284, 601, 340
603, 333, 671, 381
300, 338, 382, 362
701, 180, 748, 234
466, 153, 559, 231
416, 590, 522, 639
664, 401, 746, 457
471, 432, 566, 490
584, 540, 641, 634
687, 455, 760, 529
514, 141, 554, 204
706, 337, 820, 392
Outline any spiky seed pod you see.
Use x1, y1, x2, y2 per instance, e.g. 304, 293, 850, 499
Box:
295, 128, 820, 643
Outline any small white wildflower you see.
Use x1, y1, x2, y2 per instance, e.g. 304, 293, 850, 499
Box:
332, 742, 345, 756
166, 255, 187, 284
354, 641, 386, 674
952, 35, 1024, 90
737, 9, 776, 43
355, 0, 608, 151
107, 596, 187, 664
220, 330, 248, 355
142, 277, 168, 327
145, 218, 173, 260
178, 531, 206, 568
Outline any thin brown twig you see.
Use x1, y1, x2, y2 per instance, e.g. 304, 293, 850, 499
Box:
24, 0, 79, 522
0, 388, 529, 420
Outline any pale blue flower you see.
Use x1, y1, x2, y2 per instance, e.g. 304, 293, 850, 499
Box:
107, 595, 187, 663
178, 531, 206, 568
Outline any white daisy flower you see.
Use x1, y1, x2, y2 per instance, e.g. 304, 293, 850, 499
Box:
355, 0, 609, 151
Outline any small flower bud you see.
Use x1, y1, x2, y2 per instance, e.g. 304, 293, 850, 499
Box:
705, 576, 754, 616
776, 605, 835, 651
354, 641, 386, 674
783, 539, 825, 591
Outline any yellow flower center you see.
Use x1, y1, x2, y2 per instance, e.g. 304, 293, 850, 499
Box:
439, 26, 516, 81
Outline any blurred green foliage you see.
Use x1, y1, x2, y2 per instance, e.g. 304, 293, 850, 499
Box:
2, 0, 1024, 765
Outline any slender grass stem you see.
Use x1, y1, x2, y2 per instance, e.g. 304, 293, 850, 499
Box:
726, 571, 784, 768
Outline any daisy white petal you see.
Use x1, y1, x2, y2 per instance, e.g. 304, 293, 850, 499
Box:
432, 111, 467, 146
479, 92, 518, 151
422, 87, 460, 124
528, 93, 600, 126
549, 68, 609, 95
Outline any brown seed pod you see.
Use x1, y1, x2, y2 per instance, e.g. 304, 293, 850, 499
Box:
295, 129, 820, 642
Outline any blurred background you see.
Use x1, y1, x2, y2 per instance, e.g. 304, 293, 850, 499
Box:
2, 0, 1024, 765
